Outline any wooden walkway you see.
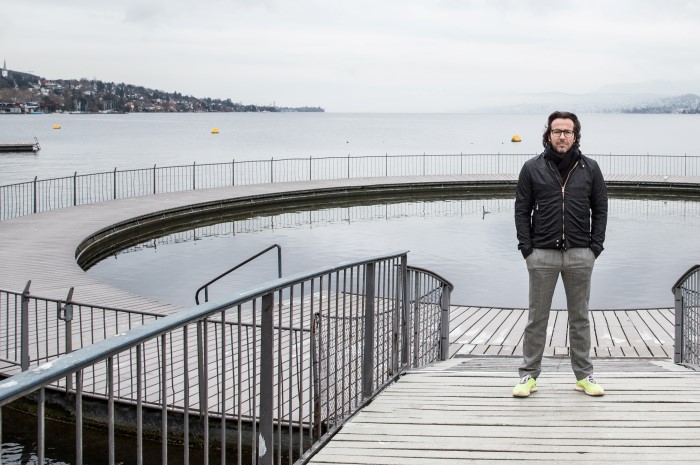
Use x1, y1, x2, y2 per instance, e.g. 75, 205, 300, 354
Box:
308, 357, 700, 464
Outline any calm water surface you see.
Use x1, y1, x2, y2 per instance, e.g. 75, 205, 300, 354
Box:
88, 196, 700, 310
2, 112, 699, 185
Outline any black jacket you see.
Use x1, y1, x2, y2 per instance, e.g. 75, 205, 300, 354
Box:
514, 148, 608, 258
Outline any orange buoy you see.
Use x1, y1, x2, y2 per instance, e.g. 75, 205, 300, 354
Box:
211, 128, 220, 134
53, 124, 61, 129
511, 134, 521, 142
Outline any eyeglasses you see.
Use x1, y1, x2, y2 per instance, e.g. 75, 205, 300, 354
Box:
551, 129, 575, 138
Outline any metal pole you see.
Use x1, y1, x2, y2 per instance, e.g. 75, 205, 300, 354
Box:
76, 370, 83, 465
108, 357, 115, 465
674, 287, 683, 364
21, 280, 31, 371
362, 263, 376, 399
136, 344, 143, 465
440, 285, 451, 361
413, 275, 421, 368
183, 326, 190, 465
61, 287, 74, 392
153, 164, 157, 195
38, 388, 45, 464
73, 171, 77, 206
113, 167, 117, 199
260, 293, 274, 465
161, 335, 167, 465
400, 257, 410, 366
270, 157, 274, 183
193, 161, 196, 191
33, 176, 38, 214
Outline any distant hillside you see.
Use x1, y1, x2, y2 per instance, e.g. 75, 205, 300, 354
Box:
0, 68, 324, 114
619, 93, 700, 114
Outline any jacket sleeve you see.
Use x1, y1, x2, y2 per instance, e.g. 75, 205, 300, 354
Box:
589, 162, 608, 257
514, 163, 534, 258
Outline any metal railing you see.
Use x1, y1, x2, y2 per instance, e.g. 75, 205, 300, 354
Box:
673, 265, 700, 370
0, 252, 453, 465
3, 153, 699, 221
195, 244, 283, 305
0, 281, 163, 375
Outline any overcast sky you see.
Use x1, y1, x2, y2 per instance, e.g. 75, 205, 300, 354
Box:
4, 0, 700, 112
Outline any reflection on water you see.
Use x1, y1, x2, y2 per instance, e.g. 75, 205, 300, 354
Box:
88, 196, 700, 310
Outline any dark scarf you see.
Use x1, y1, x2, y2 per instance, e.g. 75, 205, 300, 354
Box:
544, 144, 581, 180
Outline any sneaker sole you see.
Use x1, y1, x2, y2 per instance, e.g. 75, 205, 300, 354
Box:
512, 387, 537, 398
574, 385, 604, 396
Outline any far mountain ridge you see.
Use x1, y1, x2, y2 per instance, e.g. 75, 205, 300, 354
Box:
473, 91, 700, 114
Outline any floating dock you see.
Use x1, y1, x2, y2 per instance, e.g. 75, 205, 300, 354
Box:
0, 137, 40, 153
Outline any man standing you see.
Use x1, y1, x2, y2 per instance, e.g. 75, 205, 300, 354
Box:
513, 111, 608, 397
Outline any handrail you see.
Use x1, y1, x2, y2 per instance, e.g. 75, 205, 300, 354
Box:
671, 264, 700, 294
672, 264, 700, 369
407, 264, 454, 291
194, 244, 282, 305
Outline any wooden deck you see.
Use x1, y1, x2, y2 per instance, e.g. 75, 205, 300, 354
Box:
308, 357, 700, 464
448, 306, 675, 359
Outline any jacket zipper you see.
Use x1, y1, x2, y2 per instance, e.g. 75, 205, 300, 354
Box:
547, 160, 579, 250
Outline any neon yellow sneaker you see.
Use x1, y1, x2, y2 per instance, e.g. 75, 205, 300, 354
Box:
575, 374, 605, 396
512, 374, 537, 397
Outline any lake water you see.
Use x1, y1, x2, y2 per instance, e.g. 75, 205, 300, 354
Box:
1, 112, 699, 186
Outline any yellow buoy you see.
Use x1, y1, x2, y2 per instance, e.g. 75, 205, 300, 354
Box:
511, 134, 521, 142
211, 128, 219, 134
53, 124, 61, 129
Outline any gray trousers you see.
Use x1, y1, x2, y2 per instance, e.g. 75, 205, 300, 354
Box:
519, 248, 596, 381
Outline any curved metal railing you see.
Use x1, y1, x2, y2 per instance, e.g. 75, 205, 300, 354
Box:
0, 251, 453, 465
2, 152, 700, 221
672, 264, 700, 370
195, 244, 283, 305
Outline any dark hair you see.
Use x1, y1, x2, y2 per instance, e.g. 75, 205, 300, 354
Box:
542, 111, 581, 148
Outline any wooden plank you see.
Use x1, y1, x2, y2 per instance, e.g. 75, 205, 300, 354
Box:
308, 359, 700, 465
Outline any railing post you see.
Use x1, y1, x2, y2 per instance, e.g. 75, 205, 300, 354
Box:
113, 167, 117, 200
309, 156, 312, 181
59, 287, 75, 392
232, 159, 235, 186
73, 171, 78, 206
674, 287, 683, 364
413, 275, 420, 368
270, 157, 274, 183
391, 257, 404, 375
362, 263, 376, 399
193, 161, 196, 191
153, 164, 157, 195
33, 176, 38, 214
347, 154, 351, 179
400, 258, 410, 366
260, 292, 274, 465
440, 284, 451, 361
21, 280, 31, 371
